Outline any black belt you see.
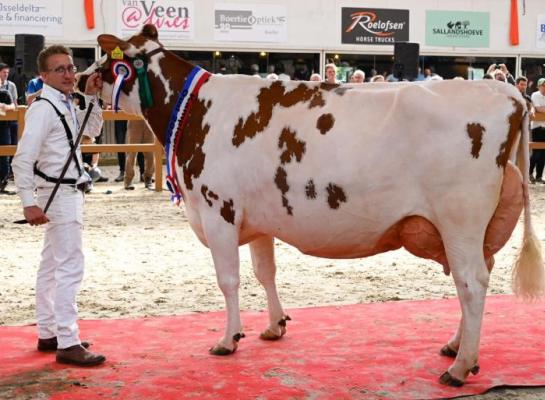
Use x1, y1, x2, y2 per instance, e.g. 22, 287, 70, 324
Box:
34, 165, 78, 184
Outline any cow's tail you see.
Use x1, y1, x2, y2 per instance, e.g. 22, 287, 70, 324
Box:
512, 110, 545, 300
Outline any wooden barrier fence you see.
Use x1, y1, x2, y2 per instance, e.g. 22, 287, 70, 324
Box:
0, 108, 164, 191
2, 107, 545, 193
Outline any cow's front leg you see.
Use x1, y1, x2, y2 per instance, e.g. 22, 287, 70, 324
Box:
440, 234, 490, 386
203, 218, 244, 356
249, 236, 290, 340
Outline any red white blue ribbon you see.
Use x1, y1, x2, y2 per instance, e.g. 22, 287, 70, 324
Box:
165, 66, 211, 204
111, 60, 135, 112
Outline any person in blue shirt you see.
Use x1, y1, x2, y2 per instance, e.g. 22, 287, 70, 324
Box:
26, 76, 44, 105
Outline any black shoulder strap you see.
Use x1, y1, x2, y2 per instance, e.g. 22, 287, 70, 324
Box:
35, 96, 83, 175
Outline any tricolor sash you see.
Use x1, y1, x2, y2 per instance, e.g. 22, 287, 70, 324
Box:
165, 66, 212, 204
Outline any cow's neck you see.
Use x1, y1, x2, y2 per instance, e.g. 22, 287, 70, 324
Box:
143, 51, 194, 147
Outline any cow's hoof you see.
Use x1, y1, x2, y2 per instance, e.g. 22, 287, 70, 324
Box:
439, 344, 458, 358
209, 344, 237, 356
260, 326, 286, 341
439, 371, 464, 387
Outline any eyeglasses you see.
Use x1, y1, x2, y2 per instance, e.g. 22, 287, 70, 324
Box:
49, 65, 78, 74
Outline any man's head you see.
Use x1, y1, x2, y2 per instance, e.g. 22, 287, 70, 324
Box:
325, 63, 337, 84
515, 76, 528, 94
351, 69, 365, 84
493, 69, 506, 82
37, 45, 76, 96
0, 63, 9, 82
538, 78, 545, 94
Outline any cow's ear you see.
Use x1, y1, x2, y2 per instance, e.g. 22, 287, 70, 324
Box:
141, 24, 159, 41
97, 34, 129, 54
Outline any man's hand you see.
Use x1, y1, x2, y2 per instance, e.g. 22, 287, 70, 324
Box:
84, 72, 103, 96
23, 206, 49, 226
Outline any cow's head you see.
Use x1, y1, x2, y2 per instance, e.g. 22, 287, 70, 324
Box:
76, 24, 163, 115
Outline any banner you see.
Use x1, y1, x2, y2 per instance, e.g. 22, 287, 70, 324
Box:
0, 0, 63, 36
118, 0, 194, 39
425, 10, 489, 48
537, 15, 545, 49
214, 3, 287, 43
341, 8, 409, 45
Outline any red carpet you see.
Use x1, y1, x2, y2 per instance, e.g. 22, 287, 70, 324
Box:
1, 295, 544, 400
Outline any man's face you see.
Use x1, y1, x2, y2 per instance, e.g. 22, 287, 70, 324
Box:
42, 54, 76, 96
352, 74, 364, 83
0, 68, 9, 82
325, 67, 336, 82
516, 80, 527, 94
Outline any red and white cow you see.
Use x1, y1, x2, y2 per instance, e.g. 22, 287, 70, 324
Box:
79, 25, 544, 386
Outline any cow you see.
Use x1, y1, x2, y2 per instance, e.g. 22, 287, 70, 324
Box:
78, 24, 544, 386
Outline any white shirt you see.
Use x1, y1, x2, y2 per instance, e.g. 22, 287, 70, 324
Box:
531, 90, 545, 130
12, 83, 103, 207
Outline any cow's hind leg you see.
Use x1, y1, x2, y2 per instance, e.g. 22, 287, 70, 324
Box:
202, 217, 244, 356
439, 230, 490, 386
249, 236, 290, 340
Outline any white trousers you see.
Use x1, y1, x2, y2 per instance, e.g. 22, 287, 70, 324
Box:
35, 186, 84, 349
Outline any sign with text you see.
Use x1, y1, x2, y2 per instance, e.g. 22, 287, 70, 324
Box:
341, 7, 409, 45
0, 0, 63, 36
537, 15, 545, 49
118, 0, 194, 39
214, 3, 287, 42
426, 10, 489, 47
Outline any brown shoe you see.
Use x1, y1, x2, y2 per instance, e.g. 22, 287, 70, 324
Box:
56, 345, 106, 366
37, 337, 90, 352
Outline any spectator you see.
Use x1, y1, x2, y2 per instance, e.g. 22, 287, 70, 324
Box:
309, 73, 321, 82
114, 119, 145, 183
0, 62, 19, 179
0, 87, 16, 194
324, 63, 338, 84
124, 120, 155, 190
486, 63, 515, 85
26, 75, 44, 105
350, 69, 365, 83
530, 78, 545, 184
516, 76, 531, 102
370, 75, 385, 83
11, 44, 106, 366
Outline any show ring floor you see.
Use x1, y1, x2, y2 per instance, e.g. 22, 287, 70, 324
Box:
1, 295, 544, 400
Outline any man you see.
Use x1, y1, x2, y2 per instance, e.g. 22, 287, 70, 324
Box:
12, 45, 106, 366
0, 86, 16, 193
515, 76, 531, 102
0, 63, 19, 179
324, 63, 338, 84
350, 69, 365, 83
124, 119, 155, 190
530, 77, 545, 184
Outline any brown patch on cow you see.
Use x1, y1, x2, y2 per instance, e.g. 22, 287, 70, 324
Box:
278, 127, 306, 165
334, 87, 352, 96
274, 167, 293, 215
232, 81, 322, 147
496, 97, 524, 167
305, 179, 317, 199
309, 91, 325, 108
220, 199, 236, 224
178, 99, 212, 190
326, 183, 347, 209
467, 123, 485, 159
201, 184, 219, 207
320, 83, 340, 91
317, 113, 335, 135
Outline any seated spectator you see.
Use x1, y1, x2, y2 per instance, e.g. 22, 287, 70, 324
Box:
350, 69, 365, 83
309, 73, 321, 82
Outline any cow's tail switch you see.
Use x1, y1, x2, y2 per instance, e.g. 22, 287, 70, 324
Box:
512, 109, 545, 300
